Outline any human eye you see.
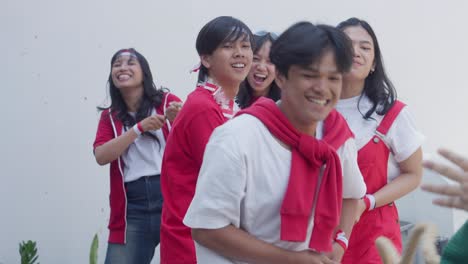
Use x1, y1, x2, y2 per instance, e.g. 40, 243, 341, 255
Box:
329, 75, 342, 81
302, 73, 317, 79
223, 42, 233, 48
361, 45, 372, 51
253, 56, 260, 62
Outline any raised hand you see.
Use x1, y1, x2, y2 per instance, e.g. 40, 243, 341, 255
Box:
165, 101, 183, 122
421, 148, 468, 211
139, 114, 166, 132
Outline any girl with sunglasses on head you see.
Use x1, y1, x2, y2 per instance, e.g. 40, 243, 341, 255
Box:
236, 31, 281, 109
160, 16, 253, 264
93, 48, 182, 264
335, 18, 424, 264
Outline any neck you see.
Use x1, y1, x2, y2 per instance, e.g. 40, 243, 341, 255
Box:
341, 79, 365, 99
207, 77, 239, 100
253, 88, 268, 98
278, 101, 317, 137
121, 86, 144, 112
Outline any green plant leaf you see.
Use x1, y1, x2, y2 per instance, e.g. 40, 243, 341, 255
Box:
89, 234, 99, 264
19, 240, 39, 264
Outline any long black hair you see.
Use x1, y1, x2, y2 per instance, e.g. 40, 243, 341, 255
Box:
237, 32, 281, 109
337, 18, 397, 119
98, 48, 166, 141
195, 16, 254, 83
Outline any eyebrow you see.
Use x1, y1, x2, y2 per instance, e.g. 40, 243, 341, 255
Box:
356, 40, 373, 45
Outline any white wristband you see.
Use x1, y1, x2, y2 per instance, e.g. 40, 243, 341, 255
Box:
365, 194, 376, 211
133, 123, 143, 136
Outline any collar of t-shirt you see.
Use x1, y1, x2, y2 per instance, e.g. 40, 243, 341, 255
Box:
199, 81, 240, 119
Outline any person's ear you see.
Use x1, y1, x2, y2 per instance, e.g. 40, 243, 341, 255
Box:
275, 69, 286, 91
200, 55, 211, 69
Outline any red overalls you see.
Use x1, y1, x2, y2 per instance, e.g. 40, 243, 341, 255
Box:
342, 101, 405, 264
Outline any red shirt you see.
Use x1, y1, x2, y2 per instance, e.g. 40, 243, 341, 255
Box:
160, 83, 237, 263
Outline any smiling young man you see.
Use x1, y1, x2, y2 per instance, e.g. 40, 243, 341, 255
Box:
182, 22, 366, 264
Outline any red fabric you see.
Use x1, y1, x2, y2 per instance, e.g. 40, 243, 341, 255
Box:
342, 101, 405, 263
160, 86, 229, 264
237, 97, 352, 252
93, 92, 181, 244
376, 101, 405, 135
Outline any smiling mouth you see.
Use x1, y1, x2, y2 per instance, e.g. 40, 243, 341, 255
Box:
232, 63, 246, 68
353, 61, 363, 66
307, 97, 328, 106
117, 74, 131, 81
253, 73, 267, 83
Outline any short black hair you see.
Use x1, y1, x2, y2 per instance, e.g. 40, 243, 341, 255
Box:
270, 21, 353, 78
195, 16, 253, 83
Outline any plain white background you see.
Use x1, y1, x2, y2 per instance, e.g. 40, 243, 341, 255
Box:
2, 0, 468, 263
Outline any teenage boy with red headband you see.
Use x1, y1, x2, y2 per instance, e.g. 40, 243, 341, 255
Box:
183, 22, 366, 264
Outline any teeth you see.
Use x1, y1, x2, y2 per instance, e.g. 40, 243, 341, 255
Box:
254, 73, 267, 78
118, 74, 131, 81
309, 98, 327, 106
232, 63, 245, 68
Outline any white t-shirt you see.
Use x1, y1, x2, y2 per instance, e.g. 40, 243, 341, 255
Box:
122, 110, 166, 182
335, 95, 425, 181
183, 114, 366, 263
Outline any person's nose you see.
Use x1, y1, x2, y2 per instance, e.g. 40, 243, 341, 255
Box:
353, 44, 360, 58
233, 45, 246, 58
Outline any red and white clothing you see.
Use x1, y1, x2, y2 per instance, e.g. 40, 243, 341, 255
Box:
93, 92, 181, 244
336, 95, 424, 264
160, 82, 239, 264
122, 109, 166, 182
184, 99, 366, 263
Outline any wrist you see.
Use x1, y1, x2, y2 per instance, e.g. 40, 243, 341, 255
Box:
133, 122, 144, 136
334, 230, 348, 252
363, 194, 376, 211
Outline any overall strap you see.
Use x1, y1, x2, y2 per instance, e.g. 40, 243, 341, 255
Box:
376, 100, 406, 136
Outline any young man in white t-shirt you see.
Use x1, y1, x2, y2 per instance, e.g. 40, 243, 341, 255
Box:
183, 22, 366, 264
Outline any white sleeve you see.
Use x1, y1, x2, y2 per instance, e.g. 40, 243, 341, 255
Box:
386, 107, 425, 162
337, 138, 366, 198
183, 126, 246, 229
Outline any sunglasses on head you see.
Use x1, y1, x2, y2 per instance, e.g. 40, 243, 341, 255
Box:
254, 30, 279, 40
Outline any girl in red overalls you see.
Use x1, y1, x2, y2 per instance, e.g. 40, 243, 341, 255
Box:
336, 18, 424, 264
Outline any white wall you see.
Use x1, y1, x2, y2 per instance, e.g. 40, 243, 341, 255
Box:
2, 0, 468, 263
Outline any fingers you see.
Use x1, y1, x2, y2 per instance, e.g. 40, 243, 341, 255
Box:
169, 101, 183, 107
168, 101, 183, 113
421, 183, 462, 197
141, 115, 165, 131
438, 148, 468, 172
432, 196, 466, 211
423, 160, 465, 183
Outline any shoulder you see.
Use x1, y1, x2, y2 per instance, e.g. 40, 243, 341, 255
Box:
184, 88, 217, 110
163, 91, 183, 103
211, 115, 267, 144
98, 109, 112, 122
